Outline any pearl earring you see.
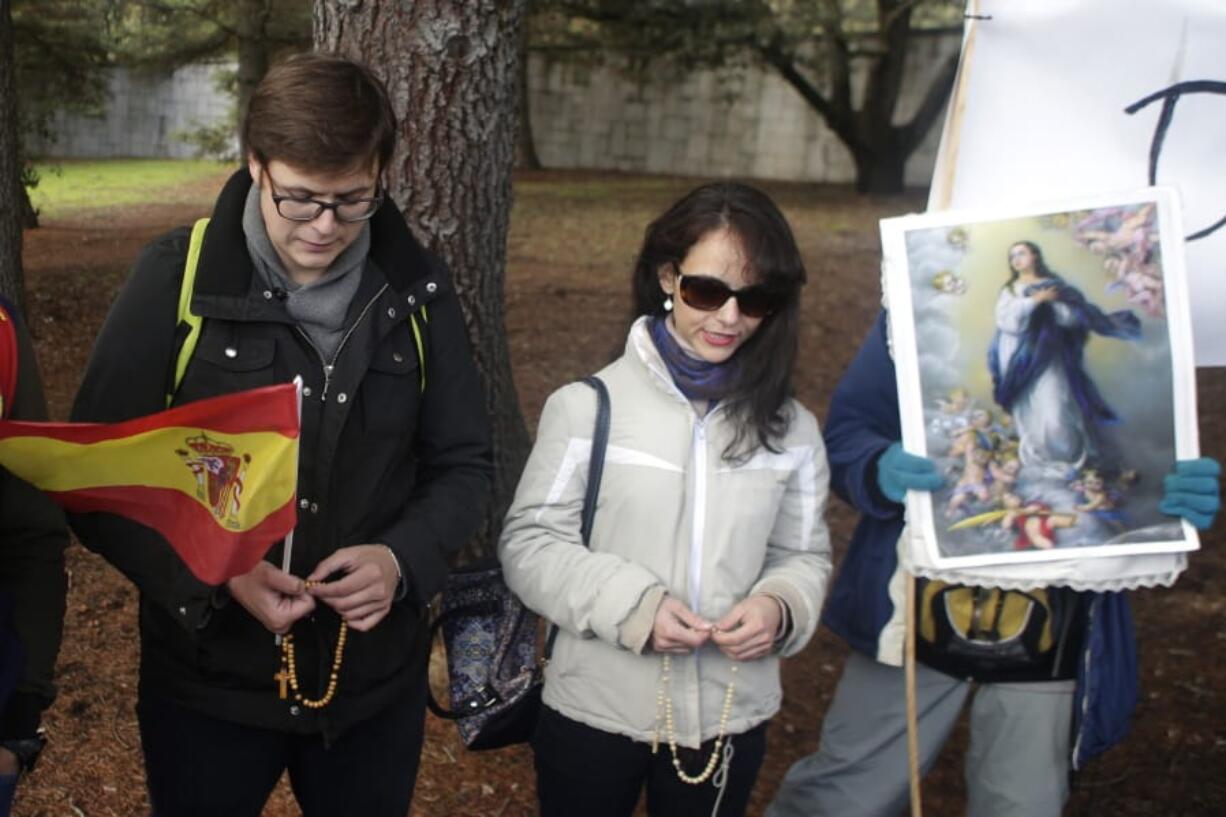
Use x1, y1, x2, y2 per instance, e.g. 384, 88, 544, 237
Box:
663, 296, 673, 312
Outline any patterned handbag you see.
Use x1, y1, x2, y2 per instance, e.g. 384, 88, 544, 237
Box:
427, 376, 610, 749
426, 565, 543, 749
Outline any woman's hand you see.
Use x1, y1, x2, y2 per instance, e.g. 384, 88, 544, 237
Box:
711, 595, 783, 661
651, 596, 712, 654
1032, 285, 1059, 303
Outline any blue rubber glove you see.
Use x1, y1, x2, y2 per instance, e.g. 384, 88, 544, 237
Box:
876, 442, 944, 503
1159, 457, 1221, 530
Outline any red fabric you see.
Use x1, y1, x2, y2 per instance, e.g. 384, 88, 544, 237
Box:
50, 486, 296, 585
0, 383, 299, 444
1012, 505, 1055, 551
0, 383, 300, 584
0, 304, 18, 420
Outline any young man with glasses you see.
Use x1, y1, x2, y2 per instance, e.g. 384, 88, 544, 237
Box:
71, 53, 492, 816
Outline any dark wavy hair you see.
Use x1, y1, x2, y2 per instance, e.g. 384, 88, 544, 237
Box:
1004, 240, 1057, 288
631, 182, 807, 461
244, 53, 396, 175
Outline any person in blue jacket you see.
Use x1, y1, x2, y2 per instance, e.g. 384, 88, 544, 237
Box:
766, 310, 1220, 817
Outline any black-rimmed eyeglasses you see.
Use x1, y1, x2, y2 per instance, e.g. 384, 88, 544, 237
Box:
265, 173, 383, 223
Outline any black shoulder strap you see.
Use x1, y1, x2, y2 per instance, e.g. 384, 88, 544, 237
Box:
579, 375, 610, 547
544, 375, 610, 660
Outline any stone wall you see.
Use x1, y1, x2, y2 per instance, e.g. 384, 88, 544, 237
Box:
30, 63, 236, 160
33, 33, 960, 185
528, 32, 960, 186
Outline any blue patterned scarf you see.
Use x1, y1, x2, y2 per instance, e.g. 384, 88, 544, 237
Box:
648, 316, 738, 402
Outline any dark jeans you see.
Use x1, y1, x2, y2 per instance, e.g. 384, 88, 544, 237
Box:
532, 704, 767, 817
138, 675, 427, 817
0, 772, 15, 817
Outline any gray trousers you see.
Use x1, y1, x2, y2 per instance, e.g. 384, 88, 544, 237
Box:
766, 652, 1074, 817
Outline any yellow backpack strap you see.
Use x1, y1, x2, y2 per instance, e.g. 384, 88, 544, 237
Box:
168, 217, 210, 406
408, 305, 429, 394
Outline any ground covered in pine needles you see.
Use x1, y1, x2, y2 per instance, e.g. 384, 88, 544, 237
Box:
14, 168, 1226, 816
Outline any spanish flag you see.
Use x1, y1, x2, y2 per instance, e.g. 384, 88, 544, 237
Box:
0, 383, 299, 585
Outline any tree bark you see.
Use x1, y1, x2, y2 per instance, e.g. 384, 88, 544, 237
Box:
235, 0, 273, 156
315, 0, 532, 565
852, 144, 908, 194
516, 31, 543, 170
0, 0, 26, 309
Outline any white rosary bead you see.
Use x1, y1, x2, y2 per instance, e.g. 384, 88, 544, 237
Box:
652, 655, 739, 785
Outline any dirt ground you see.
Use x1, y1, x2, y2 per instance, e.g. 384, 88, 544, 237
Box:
12, 169, 1226, 816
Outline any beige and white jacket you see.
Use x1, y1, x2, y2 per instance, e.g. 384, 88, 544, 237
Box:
499, 318, 832, 747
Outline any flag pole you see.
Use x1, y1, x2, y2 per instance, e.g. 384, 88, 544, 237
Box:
275, 377, 304, 647
906, 570, 923, 816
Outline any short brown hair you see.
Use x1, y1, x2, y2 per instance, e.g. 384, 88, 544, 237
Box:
244, 52, 397, 175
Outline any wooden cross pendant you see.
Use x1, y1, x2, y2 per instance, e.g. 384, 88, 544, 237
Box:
274, 668, 290, 700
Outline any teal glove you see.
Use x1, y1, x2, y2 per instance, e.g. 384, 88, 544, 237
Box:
1159, 457, 1220, 530
876, 442, 944, 503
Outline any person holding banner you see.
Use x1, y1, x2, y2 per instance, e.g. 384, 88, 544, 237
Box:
0, 298, 67, 816
71, 54, 492, 816
766, 310, 1219, 817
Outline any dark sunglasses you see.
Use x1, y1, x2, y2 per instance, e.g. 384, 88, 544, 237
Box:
676, 272, 785, 318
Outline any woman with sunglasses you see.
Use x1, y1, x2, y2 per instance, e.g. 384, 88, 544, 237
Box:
500, 182, 832, 816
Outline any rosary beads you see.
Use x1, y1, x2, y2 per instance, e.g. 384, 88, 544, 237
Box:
274, 579, 348, 709
652, 655, 738, 785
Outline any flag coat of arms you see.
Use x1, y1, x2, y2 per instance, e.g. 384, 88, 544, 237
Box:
0, 383, 299, 584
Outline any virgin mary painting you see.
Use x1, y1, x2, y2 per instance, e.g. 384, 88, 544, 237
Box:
988, 240, 1141, 474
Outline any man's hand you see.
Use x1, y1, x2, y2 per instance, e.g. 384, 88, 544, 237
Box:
306, 545, 401, 632
0, 747, 19, 776
710, 596, 782, 661
650, 596, 712, 654
225, 562, 315, 635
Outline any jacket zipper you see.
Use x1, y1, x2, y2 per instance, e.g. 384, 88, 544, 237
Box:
689, 418, 708, 613
687, 416, 709, 742
642, 331, 729, 743
294, 284, 389, 402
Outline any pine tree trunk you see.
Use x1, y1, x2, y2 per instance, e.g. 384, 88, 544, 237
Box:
315, 0, 532, 565
516, 34, 543, 170
0, 0, 26, 310
235, 0, 273, 157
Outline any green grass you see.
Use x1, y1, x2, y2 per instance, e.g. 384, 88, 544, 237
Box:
27, 159, 232, 218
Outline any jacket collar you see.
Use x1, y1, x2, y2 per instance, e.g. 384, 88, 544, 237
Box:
625, 316, 704, 412
194, 169, 437, 301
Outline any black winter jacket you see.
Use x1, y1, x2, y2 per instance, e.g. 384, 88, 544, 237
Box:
71, 170, 493, 738
0, 298, 68, 741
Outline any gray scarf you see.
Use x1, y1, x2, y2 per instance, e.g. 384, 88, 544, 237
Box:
242, 184, 370, 362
